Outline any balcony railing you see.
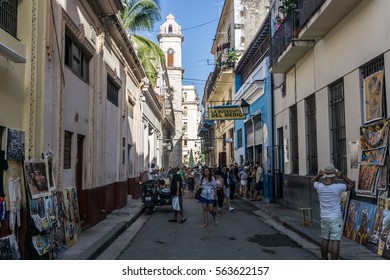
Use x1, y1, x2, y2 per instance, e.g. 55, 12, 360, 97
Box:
270, 11, 299, 66
0, 0, 18, 37
298, 0, 326, 28
205, 51, 235, 100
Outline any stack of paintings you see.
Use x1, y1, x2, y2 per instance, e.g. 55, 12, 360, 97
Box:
357, 119, 389, 197
344, 200, 377, 247
23, 159, 79, 257
366, 198, 390, 258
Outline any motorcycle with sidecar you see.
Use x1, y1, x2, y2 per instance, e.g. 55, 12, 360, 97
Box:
141, 179, 172, 214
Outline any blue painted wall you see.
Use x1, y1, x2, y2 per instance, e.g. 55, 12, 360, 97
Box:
234, 57, 274, 202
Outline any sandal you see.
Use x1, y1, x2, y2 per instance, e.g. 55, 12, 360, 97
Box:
168, 219, 177, 222
178, 218, 187, 223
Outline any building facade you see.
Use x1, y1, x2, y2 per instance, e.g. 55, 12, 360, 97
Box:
182, 85, 202, 166
158, 14, 184, 167
201, 0, 270, 167
0, 0, 171, 258
270, 0, 390, 217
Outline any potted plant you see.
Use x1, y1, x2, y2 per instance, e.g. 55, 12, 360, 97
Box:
216, 49, 239, 70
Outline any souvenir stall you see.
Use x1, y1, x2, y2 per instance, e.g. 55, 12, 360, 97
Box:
0, 127, 80, 259
343, 69, 390, 258
24, 158, 81, 259
0, 128, 24, 260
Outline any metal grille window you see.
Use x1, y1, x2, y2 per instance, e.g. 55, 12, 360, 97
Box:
361, 56, 386, 119
329, 80, 347, 173
290, 105, 299, 174
0, 0, 18, 37
361, 56, 384, 79
64, 130, 72, 169
107, 76, 119, 107
237, 129, 243, 148
65, 33, 90, 82
305, 95, 318, 175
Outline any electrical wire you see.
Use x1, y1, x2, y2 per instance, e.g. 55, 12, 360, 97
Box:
136, 9, 234, 33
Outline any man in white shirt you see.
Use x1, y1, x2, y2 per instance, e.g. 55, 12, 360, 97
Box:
253, 162, 263, 201
148, 163, 156, 180
311, 164, 354, 260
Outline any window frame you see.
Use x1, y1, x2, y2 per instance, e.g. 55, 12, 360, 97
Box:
107, 75, 119, 107
237, 129, 243, 148
64, 130, 73, 169
329, 79, 347, 173
290, 105, 299, 174
0, 0, 18, 38
305, 95, 318, 175
65, 32, 90, 83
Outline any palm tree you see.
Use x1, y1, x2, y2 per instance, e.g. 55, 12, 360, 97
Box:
120, 0, 165, 86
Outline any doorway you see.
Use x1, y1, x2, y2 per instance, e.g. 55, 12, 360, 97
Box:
76, 134, 85, 224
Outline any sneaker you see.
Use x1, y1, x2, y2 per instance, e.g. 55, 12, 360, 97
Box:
229, 207, 235, 212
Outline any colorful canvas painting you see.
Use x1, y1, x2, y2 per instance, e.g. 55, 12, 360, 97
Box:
367, 209, 390, 257
0, 235, 20, 260
377, 165, 388, 191
354, 202, 377, 246
357, 164, 379, 194
344, 200, 361, 241
32, 234, 51, 256
341, 191, 350, 223
30, 197, 50, 232
5, 128, 25, 161
363, 70, 384, 123
52, 192, 67, 256
24, 161, 50, 198
360, 118, 389, 150
58, 188, 80, 248
45, 196, 58, 228
361, 147, 387, 165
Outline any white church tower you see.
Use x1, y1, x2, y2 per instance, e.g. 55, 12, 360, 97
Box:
158, 14, 184, 166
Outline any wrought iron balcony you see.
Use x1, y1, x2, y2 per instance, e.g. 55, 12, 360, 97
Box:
205, 51, 235, 100
270, 0, 364, 73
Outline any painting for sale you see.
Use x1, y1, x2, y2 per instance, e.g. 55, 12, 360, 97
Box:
360, 118, 389, 150
344, 200, 361, 241
363, 70, 384, 123
361, 147, 387, 165
354, 202, 377, 246
5, 128, 25, 161
24, 161, 50, 198
357, 164, 379, 194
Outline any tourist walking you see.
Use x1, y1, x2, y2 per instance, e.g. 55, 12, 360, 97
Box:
199, 167, 217, 227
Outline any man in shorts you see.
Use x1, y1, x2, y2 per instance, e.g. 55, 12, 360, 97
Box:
311, 164, 354, 260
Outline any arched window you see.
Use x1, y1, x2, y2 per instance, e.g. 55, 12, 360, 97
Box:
168, 25, 173, 34
167, 48, 174, 67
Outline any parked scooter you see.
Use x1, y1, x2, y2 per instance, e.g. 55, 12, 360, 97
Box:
141, 179, 172, 214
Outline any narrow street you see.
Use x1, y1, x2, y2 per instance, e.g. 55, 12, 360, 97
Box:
104, 197, 320, 260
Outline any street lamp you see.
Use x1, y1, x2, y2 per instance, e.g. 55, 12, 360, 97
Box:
240, 99, 251, 115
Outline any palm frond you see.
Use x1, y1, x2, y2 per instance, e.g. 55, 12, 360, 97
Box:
121, 0, 161, 32
131, 34, 165, 87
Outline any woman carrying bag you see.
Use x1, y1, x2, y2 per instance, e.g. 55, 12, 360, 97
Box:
168, 168, 187, 223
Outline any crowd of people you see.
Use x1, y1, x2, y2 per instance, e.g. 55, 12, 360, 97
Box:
146, 162, 265, 228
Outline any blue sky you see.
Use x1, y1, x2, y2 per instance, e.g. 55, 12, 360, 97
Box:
141, 0, 223, 100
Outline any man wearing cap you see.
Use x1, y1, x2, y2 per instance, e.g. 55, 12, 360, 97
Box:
311, 164, 354, 260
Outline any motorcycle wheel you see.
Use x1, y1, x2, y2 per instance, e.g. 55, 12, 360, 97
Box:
146, 206, 154, 215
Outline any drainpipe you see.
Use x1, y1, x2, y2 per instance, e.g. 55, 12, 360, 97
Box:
270, 74, 276, 203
